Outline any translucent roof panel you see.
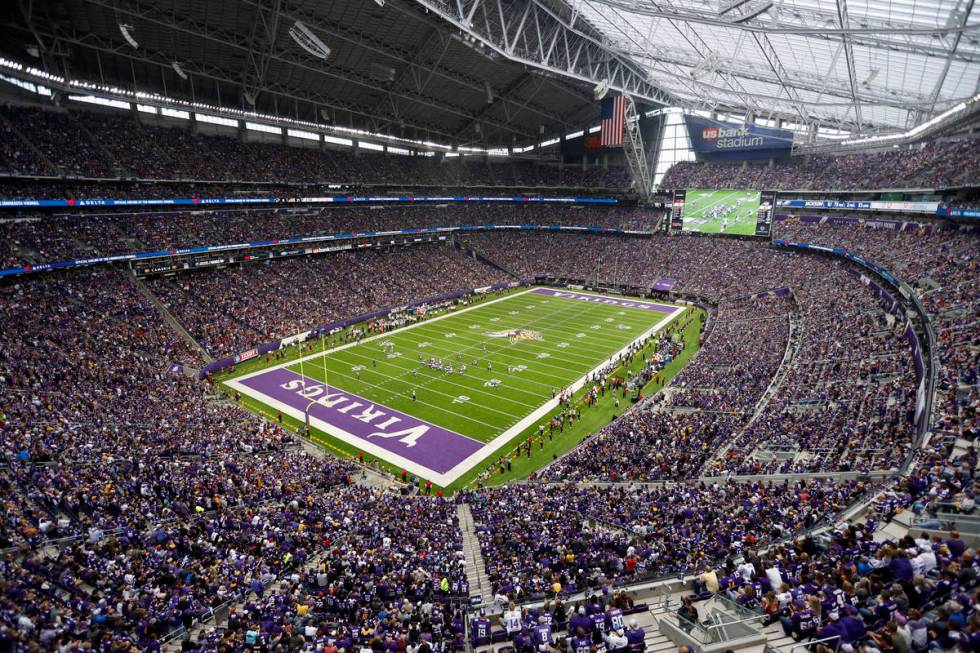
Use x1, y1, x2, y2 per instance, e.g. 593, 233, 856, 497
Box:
578, 0, 980, 135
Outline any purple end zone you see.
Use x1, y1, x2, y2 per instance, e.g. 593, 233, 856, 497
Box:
531, 287, 679, 313
236, 368, 483, 474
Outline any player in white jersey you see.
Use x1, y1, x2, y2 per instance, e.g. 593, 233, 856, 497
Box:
503, 602, 523, 642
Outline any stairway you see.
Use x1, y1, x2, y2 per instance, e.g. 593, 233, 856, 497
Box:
457, 503, 494, 608
632, 607, 676, 653
761, 620, 796, 652
129, 270, 214, 363
0, 111, 60, 175
164, 536, 338, 651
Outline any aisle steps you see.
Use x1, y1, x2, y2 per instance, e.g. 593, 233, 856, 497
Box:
458, 503, 494, 608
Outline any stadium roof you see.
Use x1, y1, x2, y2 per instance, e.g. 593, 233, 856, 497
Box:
1, 0, 976, 146
576, 0, 980, 134
0, 0, 607, 148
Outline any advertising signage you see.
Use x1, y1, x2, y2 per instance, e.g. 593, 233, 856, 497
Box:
684, 116, 793, 161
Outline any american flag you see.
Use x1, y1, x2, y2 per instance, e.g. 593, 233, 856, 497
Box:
600, 95, 626, 147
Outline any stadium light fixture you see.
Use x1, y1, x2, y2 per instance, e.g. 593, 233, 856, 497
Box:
171, 61, 188, 80
289, 21, 331, 60
118, 24, 139, 49
593, 78, 610, 101
0, 56, 509, 156
369, 63, 396, 82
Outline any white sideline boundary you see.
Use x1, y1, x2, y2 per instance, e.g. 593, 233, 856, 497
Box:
224, 287, 686, 486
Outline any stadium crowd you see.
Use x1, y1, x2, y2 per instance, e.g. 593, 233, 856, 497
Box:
719, 438, 979, 653
464, 229, 919, 479
0, 264, 478, 651
145, 245, 510, 358
719, 273, 917, 475
772, 215, 978, 445
0, 106, 629, 190
0, 205, 659, 269
0, 141, 977, 653
660, 139, 980, 190
668, 293, 793, 413
472, 437, 979, 653
465, 478, 873, 600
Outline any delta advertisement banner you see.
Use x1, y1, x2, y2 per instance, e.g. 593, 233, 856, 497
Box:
943, 208, 980, 219
0, 223, 627, 278
0, 194, 619, 209
684, 116, 793, 161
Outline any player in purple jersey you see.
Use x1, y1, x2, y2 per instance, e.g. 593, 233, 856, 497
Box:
625, 619, 645, 651
513, 630, 534, 653
470, 613, 491, 646
589, 610, 608, 635
607, 608, 624, 633
570, 628, 592, 653
585, 595, 604, 615
569, 607, 591, 635
532, 616, 553, 652
873, 590, 899, 624
781, 602, 817, 641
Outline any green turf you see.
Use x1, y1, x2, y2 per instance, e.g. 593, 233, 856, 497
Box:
222, 293, 705, 494
683, 189, 761, 235
211, 286, 529, 381
281, 289, 674, 442
471, 307, 705, 489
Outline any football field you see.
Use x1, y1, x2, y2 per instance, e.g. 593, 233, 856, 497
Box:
224, 287, 684, 486
683, 189, 760, 235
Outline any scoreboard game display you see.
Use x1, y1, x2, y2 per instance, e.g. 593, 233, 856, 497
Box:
670, 189, 775, 237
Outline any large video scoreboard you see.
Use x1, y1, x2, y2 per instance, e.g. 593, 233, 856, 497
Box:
670, 189, 775, 238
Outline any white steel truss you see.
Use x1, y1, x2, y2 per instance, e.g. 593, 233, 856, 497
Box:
622, 97, 654, 199
413, 0, 980, 137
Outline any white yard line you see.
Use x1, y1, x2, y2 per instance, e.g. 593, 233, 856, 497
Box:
227, 288, 687, 486
329, 352, 541, 411
222, 383, 485, 483
446, 306, 686, 485
225, 287, 537, 384
688, 190, 734, 221
389, 328, 637, 375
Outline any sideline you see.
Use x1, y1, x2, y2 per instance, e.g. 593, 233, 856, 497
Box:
226, 289, 685, 486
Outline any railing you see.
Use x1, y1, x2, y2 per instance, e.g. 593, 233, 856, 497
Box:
160, 598, 236, 648
765, 635, 842, 653
913, 510, 980, 534
655, 595, 766, 646
771, 240, 938, 476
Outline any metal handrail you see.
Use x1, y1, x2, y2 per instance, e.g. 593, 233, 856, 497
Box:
659, 605, 765, 645
703, 613, 768, 630
766, 634, 842, 653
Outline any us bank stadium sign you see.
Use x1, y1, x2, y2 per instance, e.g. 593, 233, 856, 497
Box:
700, 125, 764, 149
684, 116, 793, 161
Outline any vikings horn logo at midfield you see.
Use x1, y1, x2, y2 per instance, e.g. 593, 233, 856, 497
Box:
486, 329, 542, 343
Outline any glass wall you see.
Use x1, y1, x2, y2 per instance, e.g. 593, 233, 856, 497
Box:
653, 109, 695, 189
